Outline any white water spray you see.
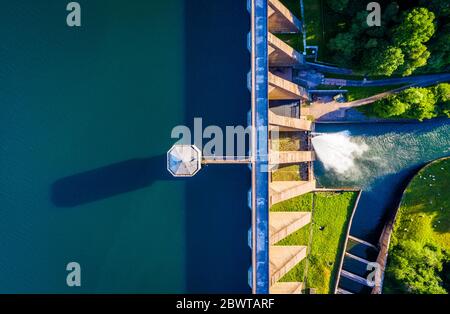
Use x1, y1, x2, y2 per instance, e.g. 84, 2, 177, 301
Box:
311, 131, 369, 174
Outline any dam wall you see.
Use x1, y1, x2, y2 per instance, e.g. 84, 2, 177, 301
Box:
249, 0, 270, 294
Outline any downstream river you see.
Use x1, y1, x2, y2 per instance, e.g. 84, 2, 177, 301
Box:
315, 118, 450, 243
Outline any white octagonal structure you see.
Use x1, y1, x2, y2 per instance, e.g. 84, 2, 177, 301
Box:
167, 144, 202, 177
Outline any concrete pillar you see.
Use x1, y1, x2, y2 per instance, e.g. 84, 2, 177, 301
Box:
268, 32, 304, 66
269, 110, 312, 131
269, 180, 316, 206
270, 245, 307, 285
268, 0, 302, 33
269, 212, 311, 245
269, 73, 309, 100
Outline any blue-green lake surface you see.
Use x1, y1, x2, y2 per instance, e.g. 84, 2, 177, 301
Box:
0, 0, 251, 293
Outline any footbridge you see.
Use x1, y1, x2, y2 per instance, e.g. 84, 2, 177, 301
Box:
335, 233, 381, 294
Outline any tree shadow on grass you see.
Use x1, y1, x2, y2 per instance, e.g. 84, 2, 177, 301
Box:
51, 154, 176, 207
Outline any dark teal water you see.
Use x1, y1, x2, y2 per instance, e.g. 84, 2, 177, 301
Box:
315, 119, 450, 243
0, 0, 250, 293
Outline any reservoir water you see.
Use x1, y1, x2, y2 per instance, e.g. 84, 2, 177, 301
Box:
0, 0, 250, 293
314, 119, 450, 243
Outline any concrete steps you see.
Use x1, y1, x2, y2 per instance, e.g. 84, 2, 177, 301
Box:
270, 180, 316, 206
270, 282, 303, 294
268, 32, 304, 66
269, 150, 315, 164
268, 0, 302, 33
270, 245, 307, 285
269, 73, 309, 100
268, 110, 312, 131
269, 212, 311, 245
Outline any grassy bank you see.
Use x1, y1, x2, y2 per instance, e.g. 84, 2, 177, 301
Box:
271, 191, 358, 293
384, 158, 450, 294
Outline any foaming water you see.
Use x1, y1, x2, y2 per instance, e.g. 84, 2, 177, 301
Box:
311, 131, 369, 175
314, 119, 450, 240
315, 122, 450, 189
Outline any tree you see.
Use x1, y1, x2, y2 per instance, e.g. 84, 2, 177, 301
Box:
326, 0, 349, 12
372, 96, 409, 118
365, 46, 404, 76
328, 32, 357, 65
428, 24, 450, 71
421, 0, 450, 17
393, 8, 436, 76
400, 42, 432, 76
382, 2, 400, 23
401, 87, 437, 120
387, 240, 447, 294
394, 8, 436, 46
434, 83, 450, 117
372, 87, 438, 120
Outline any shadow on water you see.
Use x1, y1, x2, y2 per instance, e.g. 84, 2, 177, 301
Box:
184, 0, 251, 293
51, 155, 174, 207
185, 165, 251, 293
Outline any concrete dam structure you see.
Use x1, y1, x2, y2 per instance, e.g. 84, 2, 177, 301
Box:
167, 0, 316, 294
249, 0, 315, 294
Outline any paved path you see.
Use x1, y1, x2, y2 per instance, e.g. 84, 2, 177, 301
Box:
310, 75, 450, 120
323, 73, 450, 87
305, 62, 353, 75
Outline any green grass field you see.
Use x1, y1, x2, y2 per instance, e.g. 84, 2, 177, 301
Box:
271, 191, 359, 293
391, 158, 450, 250
385, 158, 450, 293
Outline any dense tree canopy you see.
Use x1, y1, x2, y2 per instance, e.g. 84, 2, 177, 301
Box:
400, 87, 436, 120
365, 46, 404, 76
387, 240, 447, 294
434, 83, 450, 117
428, 24, 450, 71
326, 0, 349, 12
326, 1, 448, 76
371, 84, 450, 121
420, 0, 450, 17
